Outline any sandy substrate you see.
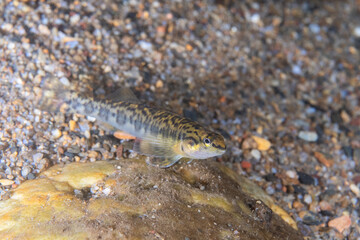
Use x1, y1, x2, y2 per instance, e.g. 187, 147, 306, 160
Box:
0, 0, 359, 239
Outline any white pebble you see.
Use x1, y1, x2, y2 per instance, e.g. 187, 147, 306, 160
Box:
292, 65, 302, 75
286, 170, 297, 179
350, 184, 360, 197
138, 41, 153, 52
304, 194, 312, 204
38, 24, 50, 35
52, 129, 62, 139
250, 149, 261, 160
1, 23, 13, 32
60, 77, 70, 86
309, 23, 320, 34
354, 26, 360, 37
102, 187, 111, 196
70, 14, 80, 25
298, 131, 318, 142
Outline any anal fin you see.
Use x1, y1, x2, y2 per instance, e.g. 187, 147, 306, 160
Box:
133, 137, 183, 168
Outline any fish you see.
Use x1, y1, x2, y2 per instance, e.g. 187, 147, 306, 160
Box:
36, 75, 226, 168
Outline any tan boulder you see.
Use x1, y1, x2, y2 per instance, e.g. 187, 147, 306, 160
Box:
0, 158, 302, 239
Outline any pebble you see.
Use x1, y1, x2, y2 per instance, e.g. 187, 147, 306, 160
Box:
298, 131, 318, 142
328, 215, 351, 233
297, 172, 315, 185
52, 129, 62, 139
38, 24, 50, 35
319, 201, 332, 211
303, 194, 312, 205
155, 80, 163, 88
251, 136, 271, 151
69, 120, 77, 131
70, 14, 80, 25
349, 184, 360, 197
314, 152, 332, 168
240, 161, 252, 170
292, 65, 302, 75
354, 26, 360, 37
1, 23, 13, 32
21, 166, 31, 177
88, 151, 99, 159
250, 149, 261, 160
241, 137, 257, 150
32, 152, 43, 162
286, 170, 298, 179
138, 41, 153, 52
0, 179, 14, 186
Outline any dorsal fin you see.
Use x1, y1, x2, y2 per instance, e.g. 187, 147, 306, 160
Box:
106, 87, 140, 103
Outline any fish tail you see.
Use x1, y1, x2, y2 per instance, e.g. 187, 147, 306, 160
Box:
34, 75, 72, 112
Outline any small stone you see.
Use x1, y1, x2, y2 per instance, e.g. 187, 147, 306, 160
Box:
319, 201, 332, 211
70, 14, 80, 25
102, 187, 111, 196
251, 136, 271, 151
309, 23, 320, 34
0, 179, 14, 186
293, 201, 304, 209
328, 215, 351, 233
1, 23, 13, 32
297, 172, 314, 185
27, 173, 35, 180
21, 166, 31, 177
60, 77, 70, 86
301, 212, 322, 226
67, 146, 80, 154
52, 129, 62, 139
185, 44, 193, 51
84, 130, 91, 139
298, 131, 318, 142
353, 26, 360, 37
250, 149, 261, 160
69, 120, 77, 131
138, 41, 153, 52
241, 137, 257, 149
304, 194, 312, 205
314, 152, 332, 167
292, 65, 302, 75
88, 151, 99, 159
33, 152, 43, 162
349, 184, 360, 197
155, 80, 163, 88
241, 161, 252, 170
286, 170, 298, 179
38, 24, 50, 35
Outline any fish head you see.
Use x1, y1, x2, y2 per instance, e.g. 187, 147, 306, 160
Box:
181, 129, 226, 159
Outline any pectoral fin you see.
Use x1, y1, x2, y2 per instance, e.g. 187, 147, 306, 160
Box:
133, 138, 178, 158
146, 156, 183, 168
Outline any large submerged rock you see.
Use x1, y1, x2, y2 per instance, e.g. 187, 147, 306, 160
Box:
0, 158, 302, 239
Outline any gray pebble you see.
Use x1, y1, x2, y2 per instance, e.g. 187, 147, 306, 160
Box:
27, 173, 36, 180
21, 166, 32, 177
33, 153, 43, 162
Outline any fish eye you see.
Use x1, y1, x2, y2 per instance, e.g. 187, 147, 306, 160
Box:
203, 138, 211, 145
